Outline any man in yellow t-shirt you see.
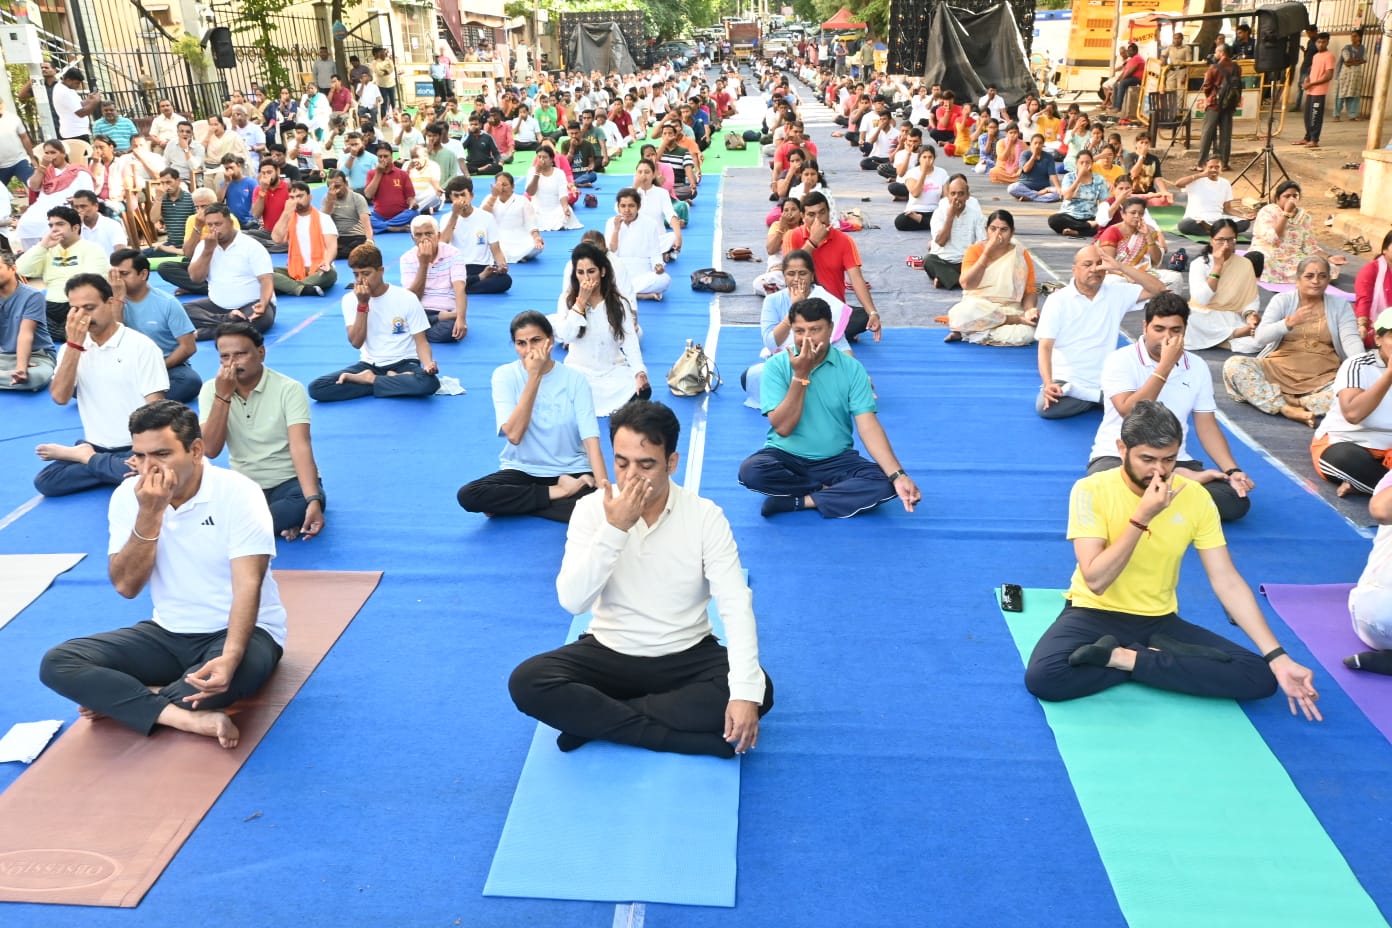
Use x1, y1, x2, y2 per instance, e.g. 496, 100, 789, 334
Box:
1024, 401, 1323, 720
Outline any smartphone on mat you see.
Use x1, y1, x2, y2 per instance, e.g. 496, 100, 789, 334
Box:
1000, 584, 1024, 613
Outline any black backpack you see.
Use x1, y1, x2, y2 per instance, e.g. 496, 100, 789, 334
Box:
1217, 66, 1242, 111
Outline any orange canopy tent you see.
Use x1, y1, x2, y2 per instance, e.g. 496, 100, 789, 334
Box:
821, 7, 867, 30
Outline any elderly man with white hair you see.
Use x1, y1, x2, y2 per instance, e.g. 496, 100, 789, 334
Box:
400, 214, 468, 342
230, 105, 266, 171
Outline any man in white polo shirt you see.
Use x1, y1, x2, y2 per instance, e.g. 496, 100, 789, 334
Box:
1175, 157, 1249, 238
184, 204, 276, 340
1085, 291, 1255, 522
34, 273, 168, 497
307, 242, 440, 402
40, 400, 286, 749
1036, 244, 1168, 418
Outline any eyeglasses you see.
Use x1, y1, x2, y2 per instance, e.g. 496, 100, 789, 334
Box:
1212, 237, 1237, 244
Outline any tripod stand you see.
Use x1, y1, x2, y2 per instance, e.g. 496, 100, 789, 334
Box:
1234, 73, 1291, 200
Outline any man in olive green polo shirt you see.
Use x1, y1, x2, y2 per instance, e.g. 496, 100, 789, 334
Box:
738, 296, 922, 518
197, 320, 326, 540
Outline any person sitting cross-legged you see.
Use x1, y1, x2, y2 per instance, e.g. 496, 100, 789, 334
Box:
1343, 472, 1392, 675
440, 175, 513, 295
200, 322, 326, 540
34, 273, 168, 497
307, 243, 440, 402
921, 173, 985, 290
509, 399, 774, 757
108, 249, 201, 403
1024, 400, 1321, 722
0, 250, 56, 392
456, 311, 608, 522
365, 143, 419, 234
738, 297, 922, 518
400, 215, 468, 343
154, 187, 242, 297
1006, 134, 1062, 202
1036, 245, 1169, 418
1086, 292, 1255, 522
39, 400, 288, 749
183, 204, 276, 340
270, 181, 338, 297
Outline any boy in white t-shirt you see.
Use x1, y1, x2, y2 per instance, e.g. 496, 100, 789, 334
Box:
1175, 157, 1249, 238
306, 242, 440, 402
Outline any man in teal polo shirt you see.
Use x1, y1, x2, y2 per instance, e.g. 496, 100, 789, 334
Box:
198, 321, 326, 541
738, 297, 922, 518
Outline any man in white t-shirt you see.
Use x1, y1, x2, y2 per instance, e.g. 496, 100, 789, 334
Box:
440, 175, 512, 293
34, 273, 168, 496
40, 400, 286, 749
1036, 244, 1168, 418
922, 175, 986, 290
1175, 157, 1249, 237
185, 205, 276, 339
307, 242, 440, 402
978, 86, 1009, 121
1086, 291, 1254, 521
230, 105, 266, 171
270, 182, 338, 296
53, 67, 101, 140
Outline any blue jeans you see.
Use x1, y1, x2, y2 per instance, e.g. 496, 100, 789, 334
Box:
572, 170, 597, 186
34, 442, 133, 497
0, 158, 33, 186
166, 362, 203, 403
264, 475, 324, 535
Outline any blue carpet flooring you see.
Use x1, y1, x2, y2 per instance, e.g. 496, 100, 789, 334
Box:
2, 170, 1392, 926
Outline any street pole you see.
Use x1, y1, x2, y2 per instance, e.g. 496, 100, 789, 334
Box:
1367, 11, 1392, 151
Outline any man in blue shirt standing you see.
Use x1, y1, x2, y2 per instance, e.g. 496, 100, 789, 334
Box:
739, 297, 921, 518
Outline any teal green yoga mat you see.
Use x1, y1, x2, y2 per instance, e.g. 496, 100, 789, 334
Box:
484, 577, 744, 906
1000, 588, 1385, 928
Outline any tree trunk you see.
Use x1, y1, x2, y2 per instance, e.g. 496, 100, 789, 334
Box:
1191, 0, 1224, 57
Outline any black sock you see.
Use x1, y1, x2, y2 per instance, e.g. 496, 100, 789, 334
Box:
556, 732, 592, 752
1068, 635, 1120, 668
1344, 650, 1392, 675
1149, 633, 1234, 662
760, 495, 800, 517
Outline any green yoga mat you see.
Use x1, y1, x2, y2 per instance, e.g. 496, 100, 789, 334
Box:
1000, 588, 1385, 928
1148, 204, 1251, 244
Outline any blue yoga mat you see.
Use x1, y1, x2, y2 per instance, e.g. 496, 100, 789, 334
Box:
484, 585, 740, 907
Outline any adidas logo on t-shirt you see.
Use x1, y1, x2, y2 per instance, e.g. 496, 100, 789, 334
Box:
201, 516, 215, 526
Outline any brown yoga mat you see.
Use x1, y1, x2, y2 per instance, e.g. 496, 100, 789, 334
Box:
0, 569, 382, 907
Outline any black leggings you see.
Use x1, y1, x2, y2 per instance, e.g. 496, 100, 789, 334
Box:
1317, 441, 1389, 496
457, 469, 597, 521
893, 210, 933, 232
1048, 213, 1098, 237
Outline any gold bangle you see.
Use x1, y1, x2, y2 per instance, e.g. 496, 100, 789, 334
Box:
1150, 371, 1167, 383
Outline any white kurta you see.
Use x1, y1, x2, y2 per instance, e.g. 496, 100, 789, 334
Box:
605, 215, 670, 296
636, 184, 679, 255
528, 169, 582, 231
554, 300, 646, 415
488, 193, 542, 263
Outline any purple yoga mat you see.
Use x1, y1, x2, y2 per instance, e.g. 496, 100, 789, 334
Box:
1260, 582, 1392, 741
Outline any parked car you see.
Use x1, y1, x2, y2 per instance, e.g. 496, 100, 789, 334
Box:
655, 41, 695, 65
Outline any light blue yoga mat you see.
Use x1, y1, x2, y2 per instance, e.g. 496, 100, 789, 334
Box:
1001, 588, 1386, 928
484, 584, 741, 906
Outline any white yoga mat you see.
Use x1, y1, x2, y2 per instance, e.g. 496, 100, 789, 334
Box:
0, 553, 86, 630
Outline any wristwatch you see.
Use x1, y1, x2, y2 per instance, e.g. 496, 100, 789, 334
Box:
305, 494, 325, 506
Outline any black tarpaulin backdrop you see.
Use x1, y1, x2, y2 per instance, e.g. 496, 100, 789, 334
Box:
565, 21, 639, 75
917, 4, 1035, 106
889, 0, 1035, 97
